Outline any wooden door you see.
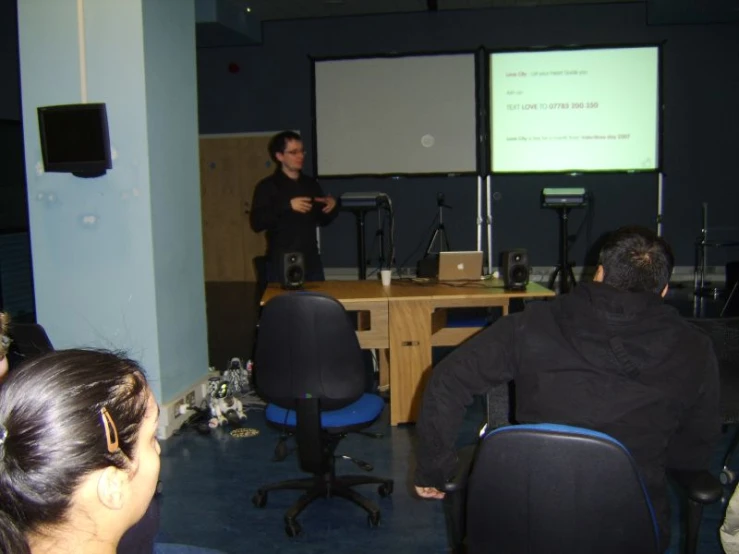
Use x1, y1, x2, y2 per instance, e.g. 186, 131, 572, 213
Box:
199, 134, 275, 282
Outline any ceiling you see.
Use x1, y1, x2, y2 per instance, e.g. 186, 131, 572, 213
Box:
233, 0, 640, 23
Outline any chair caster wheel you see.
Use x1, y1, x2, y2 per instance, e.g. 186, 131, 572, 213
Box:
378, 482, 394, 497
285, 520, 302, 537
721, 469, 736, 486
252, 491, 267, 508
368, 512, 381, 527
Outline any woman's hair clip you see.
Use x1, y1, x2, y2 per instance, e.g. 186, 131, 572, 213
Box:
100, 408, 120, 453
0, 424, 7, 447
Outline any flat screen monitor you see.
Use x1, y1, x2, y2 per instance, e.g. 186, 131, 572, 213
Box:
37, 103, 112, 177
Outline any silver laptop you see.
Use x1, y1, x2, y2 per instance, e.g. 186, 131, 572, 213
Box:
438, 251, 484, 281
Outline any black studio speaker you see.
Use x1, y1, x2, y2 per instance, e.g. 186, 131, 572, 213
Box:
502, 250, 529, 291
281, 252, 305, 290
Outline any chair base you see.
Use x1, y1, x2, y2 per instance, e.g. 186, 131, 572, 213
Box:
253, 473, 394, 536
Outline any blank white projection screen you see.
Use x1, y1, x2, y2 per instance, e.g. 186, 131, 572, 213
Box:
490, 47, 660, 173
314, 54, 477, 176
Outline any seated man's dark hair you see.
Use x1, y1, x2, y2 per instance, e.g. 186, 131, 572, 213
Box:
598, 226, 675, 294
268, 130, 303, 163
0, 349, 150, 554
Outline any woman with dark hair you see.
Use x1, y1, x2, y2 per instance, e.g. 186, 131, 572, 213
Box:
0, 349, 160, 554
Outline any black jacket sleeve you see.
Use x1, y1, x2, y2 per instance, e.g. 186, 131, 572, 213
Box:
313, 180, 339, 227
250, 177, 291, 233
414, 314, 519, 488
665, 341, 721, 470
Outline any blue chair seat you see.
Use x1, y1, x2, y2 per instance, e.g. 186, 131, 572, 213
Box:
266, 393, 384, 429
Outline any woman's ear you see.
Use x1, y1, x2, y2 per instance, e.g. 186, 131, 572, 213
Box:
96, 466, 128, 510
593, 265, 605, 282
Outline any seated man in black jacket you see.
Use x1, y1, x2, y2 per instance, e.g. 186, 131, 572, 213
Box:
250, 130, 339, 281
414, 226, 720, 550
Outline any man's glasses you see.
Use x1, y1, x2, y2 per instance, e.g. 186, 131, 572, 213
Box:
284, 149, 306, 156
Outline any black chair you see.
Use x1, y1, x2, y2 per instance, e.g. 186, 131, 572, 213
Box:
456, 424, 662, 554
443, 385, 722, 554
251, 292, 393, 536
252, 255, 269, 302
686, 317, 739, 484
7, 322, 54, 369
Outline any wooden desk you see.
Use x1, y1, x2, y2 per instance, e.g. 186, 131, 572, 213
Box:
260, 280, 555, 425
385, 281, 553, 425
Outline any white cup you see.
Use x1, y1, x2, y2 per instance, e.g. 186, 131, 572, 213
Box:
380, 269, 392, 286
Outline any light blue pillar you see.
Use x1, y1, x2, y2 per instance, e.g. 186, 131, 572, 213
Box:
16, 0, 208, 405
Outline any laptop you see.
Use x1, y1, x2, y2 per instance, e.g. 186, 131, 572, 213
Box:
438, 251, 484, 281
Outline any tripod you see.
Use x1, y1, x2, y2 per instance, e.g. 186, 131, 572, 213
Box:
547, 206, 578, 294
424, 193, 452, 256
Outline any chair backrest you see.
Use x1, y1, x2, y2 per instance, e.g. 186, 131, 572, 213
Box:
7, 322, 54, 369
687, 317, 739, 363
686, 317, 739, 423
466, 423, 660, 554
253, 255, 269, 295
254, 292, 365, 411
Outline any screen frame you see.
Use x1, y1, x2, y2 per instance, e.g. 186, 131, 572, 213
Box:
485, 42, 664, 176
37, 102, 113, 177
310, 49, 481, 180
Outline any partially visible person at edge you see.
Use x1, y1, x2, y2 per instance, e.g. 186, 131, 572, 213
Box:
414, 226, 720, 552
0, 344, 222, 554
0, 312, 9, 385
0, 349, 160, 554
250, 130, 339, 282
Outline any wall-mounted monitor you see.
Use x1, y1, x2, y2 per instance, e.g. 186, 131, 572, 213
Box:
37, 103, 112, 178
489, 46, 661, 173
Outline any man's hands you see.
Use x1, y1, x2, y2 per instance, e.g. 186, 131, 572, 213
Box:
290, 197, 313, 213
314, 196, 337, 213
414, 485, 446, 500
290, 196, 337, 214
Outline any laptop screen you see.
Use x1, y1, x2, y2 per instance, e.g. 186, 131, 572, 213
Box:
438, 251, 484, 281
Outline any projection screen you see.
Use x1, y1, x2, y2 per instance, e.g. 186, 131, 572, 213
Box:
314, 53, 477, 177
490, 46, 660, 173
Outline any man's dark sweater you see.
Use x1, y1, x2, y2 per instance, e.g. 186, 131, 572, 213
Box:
250, 170, 338, 274
415, 282, 720, 548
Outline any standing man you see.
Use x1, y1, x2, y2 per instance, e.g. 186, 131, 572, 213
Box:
250, 131, 338, 281
414, 226, 720, 550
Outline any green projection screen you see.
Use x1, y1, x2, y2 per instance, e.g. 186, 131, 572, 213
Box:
490, 46, 660, 173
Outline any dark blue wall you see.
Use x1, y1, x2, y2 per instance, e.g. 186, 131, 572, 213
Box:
0, 0, 20, 121
0, 0, 27, 234
197, 3, 739, 271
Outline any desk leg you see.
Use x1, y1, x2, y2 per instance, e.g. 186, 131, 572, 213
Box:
378, 349, 390, 389
389, 299, 432, 426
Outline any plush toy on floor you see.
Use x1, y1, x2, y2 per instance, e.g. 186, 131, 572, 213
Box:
207, 378, 247, 428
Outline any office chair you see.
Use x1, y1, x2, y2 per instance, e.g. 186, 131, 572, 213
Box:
443, 385, 722, 554
687, 317, 739, 485
446, 423, 662, 554
252, 255, 269, 302
251, 292, 393, 536
6, 322, 54, 368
